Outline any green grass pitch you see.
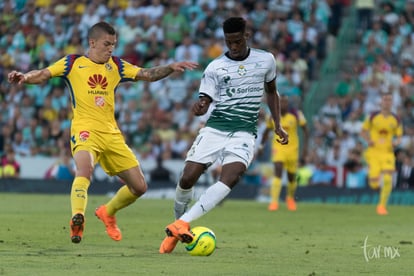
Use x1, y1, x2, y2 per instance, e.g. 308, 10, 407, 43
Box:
0, 193, 412, 276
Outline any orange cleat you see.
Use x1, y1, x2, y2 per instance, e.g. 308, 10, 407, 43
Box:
376, 205, 388, 215
70, 213, 85, 244
286, 196, 297, 211
268, 202, 279, 211
95, 205, 122, 241
164, 219, 193, 244
159, 236, 179, 254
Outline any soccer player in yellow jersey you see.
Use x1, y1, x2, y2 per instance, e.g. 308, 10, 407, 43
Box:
8, 22, 197, 243
261, 95, 309, 211
361, 92, 402, 215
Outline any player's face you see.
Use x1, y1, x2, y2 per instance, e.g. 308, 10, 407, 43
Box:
89, 33, 117, 63
224, 32, 249, 60
280, 96, 289, 113
381, 94, 393, 111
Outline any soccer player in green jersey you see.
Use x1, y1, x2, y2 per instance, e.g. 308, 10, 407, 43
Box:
159, 17, 288, 253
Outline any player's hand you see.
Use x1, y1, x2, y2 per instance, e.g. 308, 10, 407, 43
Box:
8, 70, 26, 85
192, 97, 210, 116
274, 126, 288, 145
170, 61, 198, 72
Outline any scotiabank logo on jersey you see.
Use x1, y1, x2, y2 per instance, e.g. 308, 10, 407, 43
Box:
88, 74, 108, 89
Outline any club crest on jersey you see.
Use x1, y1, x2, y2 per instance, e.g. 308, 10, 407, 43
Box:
105, 63, 113, 71
95, 96, 105, 107
238, 65, 247, 76
79, 131, 90, 142
88, 74, 108, 89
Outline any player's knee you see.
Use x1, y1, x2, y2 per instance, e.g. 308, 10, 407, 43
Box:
130, 181, 147, 196
220, 171, 244, 188
76, 165, 94, 179
179, 174, 197, 189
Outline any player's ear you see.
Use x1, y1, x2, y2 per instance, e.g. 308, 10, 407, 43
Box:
244, 31, 250, 41
89, 38, 96, 48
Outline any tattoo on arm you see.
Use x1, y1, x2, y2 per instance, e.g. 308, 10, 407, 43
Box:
136, 65, 173, 82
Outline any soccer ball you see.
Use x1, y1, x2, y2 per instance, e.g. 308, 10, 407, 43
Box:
185, 226, 216, 256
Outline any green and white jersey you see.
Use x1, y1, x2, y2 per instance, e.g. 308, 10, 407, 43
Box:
200, 48, 277, 136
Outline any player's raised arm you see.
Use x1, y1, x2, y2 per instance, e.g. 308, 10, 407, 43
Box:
8, 68, 51, 85
135, 61, 198, 82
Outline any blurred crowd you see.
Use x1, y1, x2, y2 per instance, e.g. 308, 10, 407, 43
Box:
1, 0, 412, 189
301, 0, 414, 189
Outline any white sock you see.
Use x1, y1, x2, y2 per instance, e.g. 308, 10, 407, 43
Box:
174, 185, 193, 219
180, 181, 231, 223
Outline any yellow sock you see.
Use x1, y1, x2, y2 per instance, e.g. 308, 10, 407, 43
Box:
287, 180, 297, 198
270, 177, 282, 204
379, 174, 392, 207
71, 176, 91, 216
105, 185, 139, 215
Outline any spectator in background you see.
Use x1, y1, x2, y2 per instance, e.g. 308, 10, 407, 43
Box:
162, 2, 190, 46
33, 124, 57, 157
144, 0, 165, 21
170, 131, 190, 160
174, 36, 202, 63
344, 148, 367, 189
1, 147, 21, 178
130, 116, 153, 158
0, 124, 10, 156
325, 139, 347, 169
149, 154, 174, 183
342, 110, 364, 138
356, 0, 375, 33
297, 157, 313, 187
395, 150, 414, 189
335, 71, 359, 98
163, 71, 189, 106
309, 159, 335, 186
11, 130, 32, 157
45, 150, 75, 181
318, 94, 342, 125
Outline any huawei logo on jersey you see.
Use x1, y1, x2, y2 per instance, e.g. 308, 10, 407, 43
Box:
88, 74, 108, 90
379, 129, 388, 135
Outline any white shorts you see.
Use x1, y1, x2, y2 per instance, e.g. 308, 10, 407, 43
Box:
185, 127, 255, 168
